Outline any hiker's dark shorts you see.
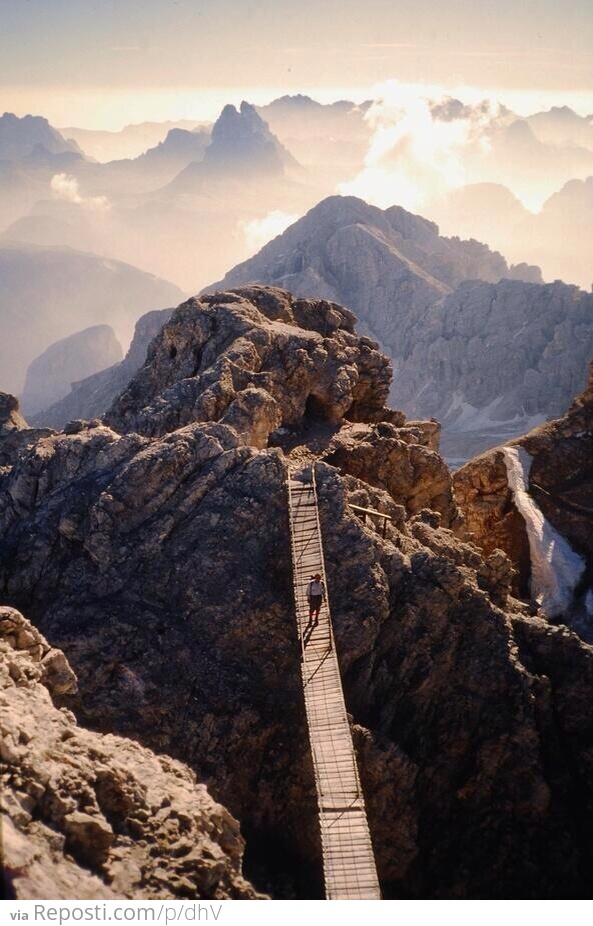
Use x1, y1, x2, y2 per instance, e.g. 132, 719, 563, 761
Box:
309, 595, 322, 612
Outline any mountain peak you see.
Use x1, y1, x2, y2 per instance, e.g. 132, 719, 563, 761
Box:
202, 100, 300, 175
0, 112, 82, 160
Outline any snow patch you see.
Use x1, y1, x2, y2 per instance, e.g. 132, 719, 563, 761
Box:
443, 391, 544, 434
502, 445, 586, 616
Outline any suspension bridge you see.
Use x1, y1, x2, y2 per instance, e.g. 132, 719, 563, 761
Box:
287, 465, 381, 900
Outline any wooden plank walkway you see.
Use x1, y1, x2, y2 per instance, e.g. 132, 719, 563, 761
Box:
287, 466, 381, 900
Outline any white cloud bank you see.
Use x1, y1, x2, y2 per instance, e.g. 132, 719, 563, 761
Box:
240, 210, 300, 254
338, 81, 504, 213
51, 173, 111, 212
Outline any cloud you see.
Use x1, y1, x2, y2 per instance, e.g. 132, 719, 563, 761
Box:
337, 81, 510, 213
240, 210, 299, 253
50, 173, 111, 212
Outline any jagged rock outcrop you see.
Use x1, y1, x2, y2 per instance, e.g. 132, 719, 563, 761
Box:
31, 309, 173, 429
0, 392, 27, 434
323, 420, 460, 529
2, 286, 593, 898
0, 606, 258, 900
0, 392, 54, 468
454, 363, 593, 629
105, 286, 392, 440
22, 325, 123, 417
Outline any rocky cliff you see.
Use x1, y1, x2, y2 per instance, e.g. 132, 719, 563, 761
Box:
396, 278, 593, 463
454, 362, 593, 636
2, 286, 593, 898
209, 195, 534, 320
0, 392, 54, 469
0, 392, 28, 435
0, 606, 258, 900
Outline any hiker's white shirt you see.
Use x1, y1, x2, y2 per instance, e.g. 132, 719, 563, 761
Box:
307, 580, 324, 598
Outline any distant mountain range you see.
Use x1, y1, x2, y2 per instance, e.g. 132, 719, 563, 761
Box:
208, 194, 593, 461
22, 324, 123, 417
256, 95, 372, 186
0, 112, 83, 161
3, 99, 593, 292
0, 242, 184, 393
29, 308, 174, 428
59, 120, 208, 162
430, 175, 593, 290
1, 103, 318, 290
525, 105, 593, 150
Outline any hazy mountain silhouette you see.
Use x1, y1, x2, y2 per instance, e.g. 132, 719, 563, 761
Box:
61, 120, 208, 162
429, 175, 593, 289
22, 324, 123, 416
526, 106, 593, 150
0, 112, 83, 161
0, 242, 184, 393
256, 95, 372, 185
30, 307, 174, 428
166, 102, 302, 195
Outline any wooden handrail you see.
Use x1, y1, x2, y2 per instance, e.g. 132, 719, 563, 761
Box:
348, 503, 392, 521
348, 503, 391, 538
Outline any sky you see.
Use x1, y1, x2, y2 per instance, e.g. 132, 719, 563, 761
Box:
2, 0, 593, 127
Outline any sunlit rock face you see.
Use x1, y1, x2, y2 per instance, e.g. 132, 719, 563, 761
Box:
396, 278, 593, 463
105, 285, 392, 438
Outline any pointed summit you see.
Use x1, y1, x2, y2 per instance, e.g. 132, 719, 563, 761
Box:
202, 100, 300, 175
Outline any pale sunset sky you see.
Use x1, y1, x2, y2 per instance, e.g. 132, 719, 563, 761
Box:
1, 0, 592, 127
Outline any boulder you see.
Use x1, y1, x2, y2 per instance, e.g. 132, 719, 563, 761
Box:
0, 606, 258, 900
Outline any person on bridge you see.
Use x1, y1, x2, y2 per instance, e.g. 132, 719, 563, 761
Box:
307, 573, 325, 624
